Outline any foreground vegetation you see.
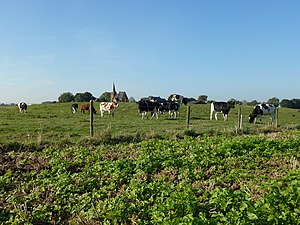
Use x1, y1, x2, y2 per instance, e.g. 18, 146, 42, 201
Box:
1, 135, 300, 224
1, 103, 300, 224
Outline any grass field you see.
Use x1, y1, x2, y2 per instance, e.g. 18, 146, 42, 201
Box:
1, 102, 300, 145
1, 103, 300, 224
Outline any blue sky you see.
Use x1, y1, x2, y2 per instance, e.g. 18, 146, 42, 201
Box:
0, 0, 299, 104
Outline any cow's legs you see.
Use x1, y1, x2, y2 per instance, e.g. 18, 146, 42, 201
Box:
141, 111, 147, 119
150, 111, 158, 119
210, 111, 213, 120
259, 115, 263, 124
214, 112, 218, 120
150, 108, 158, 119
169, 110, 176, 119
270, 113, 275, 124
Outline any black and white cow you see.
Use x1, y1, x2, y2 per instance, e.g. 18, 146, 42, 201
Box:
158, 101, 181, 119
210, 101, 235, 121
167, 94, 190, 118
18, 102, 27, 113
137, 99, 160, 119
249, 104, 277, 124
168, 101, 181, 118
71, 103, 79, 114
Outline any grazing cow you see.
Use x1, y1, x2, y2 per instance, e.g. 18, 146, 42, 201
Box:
99, 101, 118, 117
18, 102, 27, 113
249, 104, 277, 124
80, 103, 96, 114
158, 101, 181, 119
71, 103, 79, 114
137, 99, 160, 119
210, 101, 235, 121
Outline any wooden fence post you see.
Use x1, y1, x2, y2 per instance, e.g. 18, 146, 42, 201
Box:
90, 100, 94, 137
240, 114, 243, 129
275, 107, 279, 127
238, 107, 241, 129
186, 105, 191, 129
238, 107, 243, 129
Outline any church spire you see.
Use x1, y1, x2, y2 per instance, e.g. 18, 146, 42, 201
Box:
111, 82, 117, 102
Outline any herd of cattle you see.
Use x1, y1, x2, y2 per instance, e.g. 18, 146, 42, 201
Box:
17, 94, 278, 124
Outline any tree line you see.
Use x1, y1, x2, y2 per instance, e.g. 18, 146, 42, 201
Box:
58, 92, 300, 109
58, 92, 110, 102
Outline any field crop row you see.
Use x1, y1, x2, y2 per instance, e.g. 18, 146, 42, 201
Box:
1, 135, 300, 224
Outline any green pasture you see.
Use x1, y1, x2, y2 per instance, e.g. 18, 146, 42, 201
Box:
1, 103, 300, 224
1, 102, 300, 145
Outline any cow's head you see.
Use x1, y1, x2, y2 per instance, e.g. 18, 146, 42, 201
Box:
228, 100, 235, 109
248, 106, 262, 123
169, 94, 183, 103
137, 100, 147, 111
182, 97, 189, 105
248, 114, 256, 123
92, 107, 97, 114
112, 97, 118, 104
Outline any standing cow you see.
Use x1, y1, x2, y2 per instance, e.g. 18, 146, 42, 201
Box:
158, 101, 180, 119
249, 104, 277, 124
71, 103, 79, 114
137, 99, 160, 119
80, 103, 96, 114
210, 101, 235, 121
99, 100, 118, 117
18, 102, 27, 113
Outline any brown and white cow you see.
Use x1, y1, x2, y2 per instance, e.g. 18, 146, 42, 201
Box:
80, 103, 96, 114
99, 101, 118, 117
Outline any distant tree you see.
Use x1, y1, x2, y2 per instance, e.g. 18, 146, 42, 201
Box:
129, 97, 136, 102
280, 99, 291, 108
99, 92, 111, 102
249, 100, 259, 106
74, 93, 84, 102
242, 100, 248, 105
267, 97, 280, 107
58, 92, 74, 102
290, 99, 300, 109
198, 95, 208, 103
74, 92, 96, 102
228, 98, 242, 105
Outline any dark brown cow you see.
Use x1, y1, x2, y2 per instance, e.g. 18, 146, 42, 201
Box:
80, 104, 96, 114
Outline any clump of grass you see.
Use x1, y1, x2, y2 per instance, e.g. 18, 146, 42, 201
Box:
98, 125, 112, 143
37, 131, 42, 145
184, 129, 199, 138
143, 131, 163, 140
257, 125, 279, 134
